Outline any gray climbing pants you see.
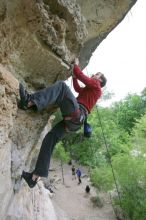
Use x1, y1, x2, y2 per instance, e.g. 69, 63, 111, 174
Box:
31, 81, 86, 177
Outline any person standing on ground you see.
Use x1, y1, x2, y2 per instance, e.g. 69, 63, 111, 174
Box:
71, 165, 76, 180
18, 58, 107, 188
76, 168, 82, 184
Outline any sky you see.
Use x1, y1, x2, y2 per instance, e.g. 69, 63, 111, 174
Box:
86, 0, 146, 106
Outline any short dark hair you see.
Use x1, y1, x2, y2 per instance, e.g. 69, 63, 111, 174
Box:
100, 74, 107, 87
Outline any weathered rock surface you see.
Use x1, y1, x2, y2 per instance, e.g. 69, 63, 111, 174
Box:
0, 0, 137, 87
0, 0, 137, 219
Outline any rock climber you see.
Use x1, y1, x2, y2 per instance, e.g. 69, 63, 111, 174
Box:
18, 58, 107, 188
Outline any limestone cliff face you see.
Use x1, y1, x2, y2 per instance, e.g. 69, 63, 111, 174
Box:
0, 0, 137, 219
0, 0, 137, 87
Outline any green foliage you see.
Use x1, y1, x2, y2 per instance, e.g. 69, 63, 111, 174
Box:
91, 107, 130, 158
130, 114, 146, 153
112, 154, 146, 220
69, 135, 106, 167
90, 165, 113, 191
80, 90, 146, 219
53, 87, 146, 219
53, 142, 70, 164
113, 92, 146, 133
61, 105, 131, 169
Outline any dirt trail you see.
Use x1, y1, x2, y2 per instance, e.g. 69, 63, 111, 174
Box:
48, 160, 116, 220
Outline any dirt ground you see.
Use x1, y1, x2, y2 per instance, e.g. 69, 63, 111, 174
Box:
46, 160, 116, 220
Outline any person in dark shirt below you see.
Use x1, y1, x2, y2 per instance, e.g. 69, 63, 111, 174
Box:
18, 58, 107, 188
85, 185, 90, 193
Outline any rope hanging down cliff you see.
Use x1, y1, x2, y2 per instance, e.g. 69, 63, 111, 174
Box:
96, 107, 128, 219
85, 66, 124, 217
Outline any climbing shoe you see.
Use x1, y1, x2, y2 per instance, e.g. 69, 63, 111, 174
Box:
21, 170, 37, 188
18, 83, 31, 110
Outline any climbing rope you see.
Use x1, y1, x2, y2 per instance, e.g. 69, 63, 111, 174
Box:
84, 66, 126, 217
85, 67, 120, 194
96, 107, 127, 218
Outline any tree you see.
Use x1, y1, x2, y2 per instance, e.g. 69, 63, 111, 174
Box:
131, 114, 146, 154
53, 142, 70, 184
113, 92, 146, 133
112, 153, 146, 220
90, 165, 113, 191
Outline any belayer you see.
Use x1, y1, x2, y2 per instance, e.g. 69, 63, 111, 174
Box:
19, 58, 107, 188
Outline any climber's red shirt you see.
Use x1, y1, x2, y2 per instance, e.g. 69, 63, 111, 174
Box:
73, 64, 102, 113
